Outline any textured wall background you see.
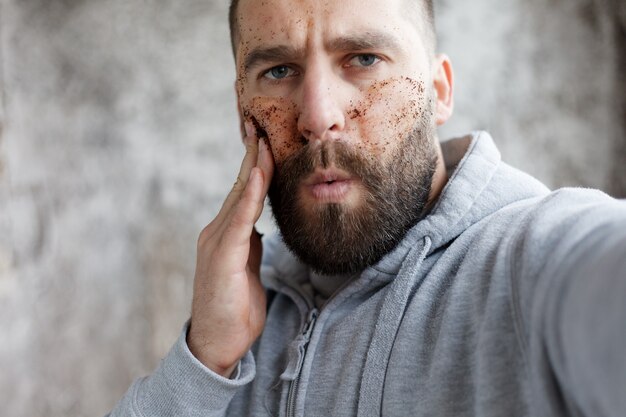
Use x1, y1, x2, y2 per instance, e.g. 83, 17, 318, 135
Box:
0, 0, 624, 416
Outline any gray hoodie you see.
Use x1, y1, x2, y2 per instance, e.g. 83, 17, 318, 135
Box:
108, 131, 626, 417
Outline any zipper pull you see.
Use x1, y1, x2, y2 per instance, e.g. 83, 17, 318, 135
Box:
280, 308, 319, 381
302, 309, 318, 342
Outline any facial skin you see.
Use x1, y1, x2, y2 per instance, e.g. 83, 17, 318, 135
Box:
234, 0, 453, 274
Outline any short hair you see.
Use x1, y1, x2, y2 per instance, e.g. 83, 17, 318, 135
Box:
228, 0, 436, 57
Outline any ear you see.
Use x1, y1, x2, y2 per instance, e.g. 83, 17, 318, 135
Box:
432, 54, 454, 126
235, 82, 246, 140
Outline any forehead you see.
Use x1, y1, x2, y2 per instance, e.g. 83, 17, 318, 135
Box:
235, 0, 418, 60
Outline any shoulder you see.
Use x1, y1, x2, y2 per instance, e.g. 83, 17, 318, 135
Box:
508, 187, 626, 271
503, 187, 626, 343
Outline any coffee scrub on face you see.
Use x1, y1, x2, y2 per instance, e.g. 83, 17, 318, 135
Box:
345, 77, 431, 157
242, 97, 301, 165
241, 76, 432, 166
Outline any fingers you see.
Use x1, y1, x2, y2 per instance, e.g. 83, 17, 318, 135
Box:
257, 137, 275, 195
219, 121, 261, 216
211, 119, 275, 257
220, 167, 265, 255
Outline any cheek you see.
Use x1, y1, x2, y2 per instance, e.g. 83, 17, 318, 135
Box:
348, 77, 431, 156
241, 97, 301, 164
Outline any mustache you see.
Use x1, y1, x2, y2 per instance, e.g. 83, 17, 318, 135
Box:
273, 140, 382, 189
269, 141, 390, 204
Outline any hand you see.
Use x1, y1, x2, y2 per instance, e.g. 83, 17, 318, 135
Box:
187, 121, 274, 377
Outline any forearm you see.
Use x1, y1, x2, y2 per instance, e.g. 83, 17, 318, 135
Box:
545, 228, 626, 416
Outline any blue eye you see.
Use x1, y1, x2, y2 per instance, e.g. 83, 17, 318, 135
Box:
264, 65, 293, 80
352, 54, 380, 67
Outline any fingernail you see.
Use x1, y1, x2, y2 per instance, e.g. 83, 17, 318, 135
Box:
244, 121, 254, 138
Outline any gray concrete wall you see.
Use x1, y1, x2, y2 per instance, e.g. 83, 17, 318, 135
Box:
437, 0, 625, 194
0, 1, 623, 416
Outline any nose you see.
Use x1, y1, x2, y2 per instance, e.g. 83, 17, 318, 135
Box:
297, 63, 346, 143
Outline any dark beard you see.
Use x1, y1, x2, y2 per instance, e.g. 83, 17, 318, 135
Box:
268, 122, 438, 275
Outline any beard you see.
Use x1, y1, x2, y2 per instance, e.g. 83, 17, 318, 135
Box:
267, 119, 438, 275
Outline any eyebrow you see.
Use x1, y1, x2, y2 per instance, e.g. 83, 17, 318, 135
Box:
242, 31, 403, 72
325, 32, 403, 54
244, 45, 304, 72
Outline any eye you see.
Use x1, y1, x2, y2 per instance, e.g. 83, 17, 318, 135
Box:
348, 54, 381, 68
263, 65, 296, 80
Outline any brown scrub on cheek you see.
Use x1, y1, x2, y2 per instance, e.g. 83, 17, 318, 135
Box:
346, 76, 431, 160
237, 77, 433, 169
241, 97, 301, 165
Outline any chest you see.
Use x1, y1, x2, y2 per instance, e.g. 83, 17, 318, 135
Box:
232, 269, 530, 417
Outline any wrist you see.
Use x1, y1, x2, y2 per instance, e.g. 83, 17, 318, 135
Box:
186, 328, 239, 378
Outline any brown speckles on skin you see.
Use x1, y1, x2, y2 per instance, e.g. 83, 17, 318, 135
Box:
344, 76, 431, 156
242, 97, 300, 165
349, 108, 363, 119
240, 76, 432, 167
250, 116, 268, 139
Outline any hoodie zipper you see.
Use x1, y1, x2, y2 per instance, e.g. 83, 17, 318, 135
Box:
286, 308, 318, 417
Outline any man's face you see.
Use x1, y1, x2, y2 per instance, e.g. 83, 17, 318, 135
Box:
235, 0, 441, 274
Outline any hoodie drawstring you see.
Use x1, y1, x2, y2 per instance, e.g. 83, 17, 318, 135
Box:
357, 236, 433, 417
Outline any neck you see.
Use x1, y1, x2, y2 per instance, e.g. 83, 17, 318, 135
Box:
424, 143, 448, 213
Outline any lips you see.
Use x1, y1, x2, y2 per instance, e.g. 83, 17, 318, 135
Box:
303, 169, 356, 203
305, 169, 352, 186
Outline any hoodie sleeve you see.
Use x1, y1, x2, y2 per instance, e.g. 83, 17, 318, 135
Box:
511, 189, 626, 416
105, 321, 255, 417
548, 225, 626, 416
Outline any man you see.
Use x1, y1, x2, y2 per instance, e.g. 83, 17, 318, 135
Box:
108, 0, 626, 415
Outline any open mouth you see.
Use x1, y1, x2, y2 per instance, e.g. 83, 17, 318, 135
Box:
303, 169, 356, 203
306, 169, 352, 186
